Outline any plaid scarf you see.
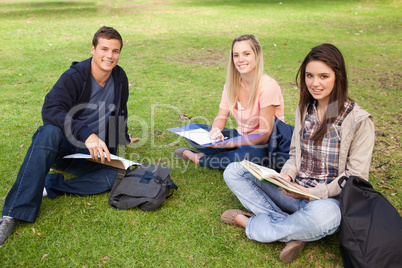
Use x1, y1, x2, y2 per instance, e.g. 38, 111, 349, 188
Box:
296, 99, 355, 188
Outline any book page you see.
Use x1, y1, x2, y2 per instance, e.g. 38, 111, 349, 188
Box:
239, 160, 320, 200
64, 153, 140, 170
258, 164, 283, 178
177, 128, 221, 146
167, 124, 267, 147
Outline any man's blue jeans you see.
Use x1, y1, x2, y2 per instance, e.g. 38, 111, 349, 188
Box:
223, 162, 341, 243
2, 125, 118, 223
186, 124, 269, 170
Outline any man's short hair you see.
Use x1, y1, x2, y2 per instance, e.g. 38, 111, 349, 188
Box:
92, 26, 123, 50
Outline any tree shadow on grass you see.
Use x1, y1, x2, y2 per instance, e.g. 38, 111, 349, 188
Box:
184, 0, 354, 6
1, 1, 97, 19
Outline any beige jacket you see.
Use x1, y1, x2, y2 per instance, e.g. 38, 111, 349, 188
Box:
281, 103, 375, 200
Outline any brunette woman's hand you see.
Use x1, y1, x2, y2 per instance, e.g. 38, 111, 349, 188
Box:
279, 184, 310, 201
280, 172, 292, 182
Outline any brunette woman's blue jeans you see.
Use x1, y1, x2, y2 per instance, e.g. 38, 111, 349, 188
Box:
2, 125, 118, 223
186, 124, 269, 170
223, 162, 341, 243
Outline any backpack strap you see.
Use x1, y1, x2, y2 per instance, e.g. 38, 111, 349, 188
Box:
129, 172, 178, 191
117, 169, 127, 179
166, 181, 178, 190
130, 171, 158, 184
165, 181, 178, 199
338, 176, 348, 189
109, 169, 127, 207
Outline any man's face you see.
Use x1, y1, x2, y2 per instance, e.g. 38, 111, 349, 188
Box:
91, 38, 121, 75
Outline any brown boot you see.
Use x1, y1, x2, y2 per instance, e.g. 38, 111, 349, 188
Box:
221, 209, 255, 224
279, 240, 308, 263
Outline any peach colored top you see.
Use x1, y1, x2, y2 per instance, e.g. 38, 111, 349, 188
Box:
219, 74, 284, 135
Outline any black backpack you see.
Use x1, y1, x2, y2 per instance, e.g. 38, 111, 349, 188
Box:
109, 164, 178, 211
265, 118, 294, 172
338, 176, 402, 268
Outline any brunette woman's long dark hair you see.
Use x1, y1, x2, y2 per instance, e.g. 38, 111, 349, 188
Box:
296, 43, 351, 142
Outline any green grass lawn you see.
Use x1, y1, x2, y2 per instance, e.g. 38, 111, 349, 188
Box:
0, 0, 401, 267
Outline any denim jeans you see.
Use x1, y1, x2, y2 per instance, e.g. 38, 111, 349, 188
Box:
186, 124, 269, 170
2, 125, 118, 223
223, 162, 341, 243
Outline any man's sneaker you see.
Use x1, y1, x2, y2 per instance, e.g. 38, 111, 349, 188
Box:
0, 216, 18, 247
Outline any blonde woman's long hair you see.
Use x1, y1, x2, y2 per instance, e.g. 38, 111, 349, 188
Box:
225, 34, 264, 113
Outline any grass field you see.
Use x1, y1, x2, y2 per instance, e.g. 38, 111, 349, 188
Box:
0, 0, 401, 267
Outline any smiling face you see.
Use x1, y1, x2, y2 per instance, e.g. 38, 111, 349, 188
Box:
232, 40, 256, 76
91, 38, 121, 76
305, 60, 336, 107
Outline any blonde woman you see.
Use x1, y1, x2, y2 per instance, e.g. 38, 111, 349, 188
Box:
175, 35, 286, 170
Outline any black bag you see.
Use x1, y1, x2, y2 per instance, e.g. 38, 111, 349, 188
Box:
338, 176, 402, 268
109, 164, 178, 211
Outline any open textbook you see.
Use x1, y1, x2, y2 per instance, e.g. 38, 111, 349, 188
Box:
64, 153, 140, 170
167, 123, 267, 147
239, 160, 320, 200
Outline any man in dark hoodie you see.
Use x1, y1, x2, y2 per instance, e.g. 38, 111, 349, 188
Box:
0, 26, 139, 246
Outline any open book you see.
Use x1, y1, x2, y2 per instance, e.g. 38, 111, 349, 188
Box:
167, 123, 267, 147
64, 153, 140, 170
239, 160, 320, 200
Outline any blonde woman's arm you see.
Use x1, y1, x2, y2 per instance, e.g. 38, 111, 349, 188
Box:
210, 105, 275, 148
